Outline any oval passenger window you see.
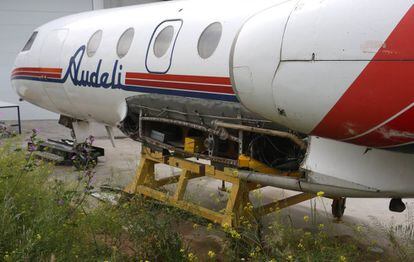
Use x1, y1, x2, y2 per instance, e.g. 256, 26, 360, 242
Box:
153, 25, 174, 58
198, 22, 222, 59
87, 30, 103, 57
117, 27, 135, 58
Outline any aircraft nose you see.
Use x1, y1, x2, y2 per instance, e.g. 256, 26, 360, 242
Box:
11, 31, 38, 101
11, 68, 30, 99
11, 31, 60, 113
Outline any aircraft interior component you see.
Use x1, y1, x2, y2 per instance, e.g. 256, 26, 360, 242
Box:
140, 116, 240, 143
121, 94, 304, 171
212, 120, 306, 150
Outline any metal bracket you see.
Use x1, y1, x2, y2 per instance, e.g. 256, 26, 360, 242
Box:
124, 145, 315, 227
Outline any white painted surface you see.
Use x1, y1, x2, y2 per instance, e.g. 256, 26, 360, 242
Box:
12, 0, 285, 125
302, 137, 414, 197
0, 101, 18, 107
232, 0, 296, 121
282, 0, 413, 61
8, 0, 414, 198
1, 0, 159, 121
272, 61, 369, 133
0, 0, 95, 120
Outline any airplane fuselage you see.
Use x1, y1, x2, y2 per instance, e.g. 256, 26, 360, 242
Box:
10, 0, 414, 198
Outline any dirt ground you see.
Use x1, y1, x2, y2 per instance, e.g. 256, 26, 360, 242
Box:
14, 120, 414, 256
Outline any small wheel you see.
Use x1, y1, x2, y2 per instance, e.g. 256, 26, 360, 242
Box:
332, 197, 346, 219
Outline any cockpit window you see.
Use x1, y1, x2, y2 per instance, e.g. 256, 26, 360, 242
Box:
22, 31, 38, 51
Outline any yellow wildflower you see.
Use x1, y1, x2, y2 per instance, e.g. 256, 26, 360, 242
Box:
317, 191, 325, 197
207, 223, 213, 231
207, 250, 216, 258
339, 255, 347, 262
188, 252, 197, 261
303, 215, 309, 222
229, 229, 241, 239
318, 223, 325, 230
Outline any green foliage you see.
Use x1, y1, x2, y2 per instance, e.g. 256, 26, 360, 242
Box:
0, 134, 411, 261
88, 197, 187, 261
220, 215, 366, 262
0, 138, 186, 261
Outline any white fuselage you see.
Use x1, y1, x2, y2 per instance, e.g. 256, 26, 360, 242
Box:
12, 0, 280, 124
10, 0, 414, 197
12, 0, 414, 150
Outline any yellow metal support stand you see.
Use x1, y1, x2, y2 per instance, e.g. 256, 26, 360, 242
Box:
125, 146, 315, 227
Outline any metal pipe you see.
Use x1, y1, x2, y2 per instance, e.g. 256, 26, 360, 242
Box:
141, 136, 239, 166
212, 120, 307, 150
135, 105, 272, 123
141, 116, 240, 142
238, 171, 386, 198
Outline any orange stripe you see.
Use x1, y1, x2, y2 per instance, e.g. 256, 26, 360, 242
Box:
12, 72, 62, 79
126, 72, 231, 85
12, 67, 62, 74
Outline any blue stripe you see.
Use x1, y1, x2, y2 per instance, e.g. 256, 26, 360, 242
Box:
11, 76, 239, 102
122, 84, 238, 102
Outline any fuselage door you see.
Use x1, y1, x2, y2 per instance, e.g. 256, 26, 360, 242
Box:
145, 20, 183, 74
38, 29, 74, 115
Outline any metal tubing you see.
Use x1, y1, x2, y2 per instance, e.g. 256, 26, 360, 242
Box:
141, 136, 239, 166
141, 116, 240, 142
212, 120, 306, 150
238, 171, 385, 198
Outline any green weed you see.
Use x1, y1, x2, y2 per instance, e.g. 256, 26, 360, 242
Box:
0, 137, 186, 261
0, 132, 411, 261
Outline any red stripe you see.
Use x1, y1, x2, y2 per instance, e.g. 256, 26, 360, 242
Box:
126, 72, 231, 85
12, 67, 62, 74
347, 106, 414, 147
125, 79, 234, 94
11, 72, 61, 79
312, 6, 414, 145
